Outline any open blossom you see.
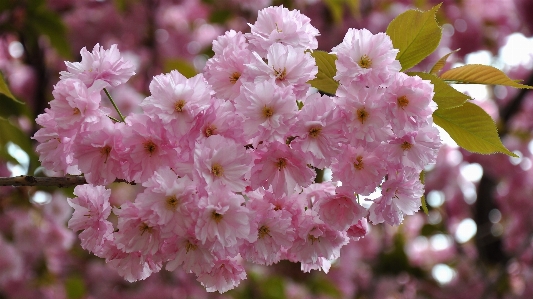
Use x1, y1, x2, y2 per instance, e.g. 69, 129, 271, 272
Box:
235, 80, 297, 142
141, 71, 212, 134
387, 124, 441, 171
195, 186, 256, 248
197, 258, 247, 293
385, 72, 436, 132
60, 43, 136, 87
251, 141, 316, 196
114, 202, 162, 256
49, 78, 108, 129
165, 230, 216, 275
194, 135, 252, 193
67, 185, 113, 253
247, 43, 317, 97
332, 28, 400, 86
368, 172, 425, 226
332, 144, 388, 195
313, 187, 367, 231
73, 117, 126, 185
246, 5, 319, 56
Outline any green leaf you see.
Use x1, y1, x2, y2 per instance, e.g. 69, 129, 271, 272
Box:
65, 276, 86, 299
163, 59, 197, 78
0, 73, 28, 119
386, 4, 442, 71
308, 51, 339, 95
408, 72, 471, 109
433, 102, 517, 157
440, 64, 533, 89
0, 118, 40, 173
429, 48, 460, 75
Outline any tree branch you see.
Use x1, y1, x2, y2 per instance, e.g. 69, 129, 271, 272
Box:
0, 176, 135, 187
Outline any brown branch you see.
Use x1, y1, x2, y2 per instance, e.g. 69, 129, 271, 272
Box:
0, 175, 87, 187
0, 176, 135, 187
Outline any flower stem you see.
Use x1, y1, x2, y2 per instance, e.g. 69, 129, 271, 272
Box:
104, 88, 126, 122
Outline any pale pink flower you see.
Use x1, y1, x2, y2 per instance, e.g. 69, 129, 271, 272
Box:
195, 186, 255, 248
197, 258, 247, 293
313, 188, 367, 231
235, 80, 297, 143
33, 110, 79, 174
195, 101, 245, 143
335, 83, 392, 145
114, 202, 162, 256
247, 43, 317, 97
242, 199, 295, 265
290, 93, 346, 168
387, 124, 441, 171
332, 145, 388, 195
142, 71, 212, 135
49, 78, 107, 129
106, 248, 163, 282
121, 114, 180, 182
251, 141, 316, 196
289, 210, 349, 264
332, 28, 400, 86
347, 218, 369, 241
165, 231, 216, 275
67, 185, 114, 253
368, 172, 424, 226
194, 135, 252, 192
212, 30, 248, 55
60, 43, 136, 88
135, 167, 198, 234
73, 117, 126, 185
385, 72, 436, 132
246, 6, 319, 57
301, 257, 331, 273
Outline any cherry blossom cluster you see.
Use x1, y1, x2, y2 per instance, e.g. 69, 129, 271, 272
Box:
33, 5, 441, 293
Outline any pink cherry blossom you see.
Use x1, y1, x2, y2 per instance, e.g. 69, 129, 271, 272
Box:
332, 28, 400, 87
141, 71, 212, 134
247, 5, 319, 57
368, 172, 425, 226
313, 187, 367, 231
196, 258, 247, 293
60, 43, 136, 88
67, 185, 113, 253
247, 43, 317, 97
73, 117, 126, 185
194, 135, 252, 193
195, 186, 256, 248
234, 80, 297, 143
251, 141, 316, 196
164, 231, 216, 275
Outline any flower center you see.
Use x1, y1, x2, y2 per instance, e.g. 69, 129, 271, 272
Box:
211, 211, 223, 223
307, 234, 320, 244
139, 223, 153, 235
229, 72, 240, 84
100, 145, 112, 163
397, 95, 409, 109
401, 141, 412, 151
204, 124, 217, 137
353, 155, 364, 170
356, 107, 369, 124
185, 240, 197, 253
276, 158, 287, 170
274, 67, 287, 81
359, 54, 372, 68
165, 195, 179, 210
211, 163, 224, 177
309, 126, 322, 138
258, 225, 271, 239
143, 140, 157, 156
174, 99, 186, 112
73, 107, 81, 115
262, 106, 274, 118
